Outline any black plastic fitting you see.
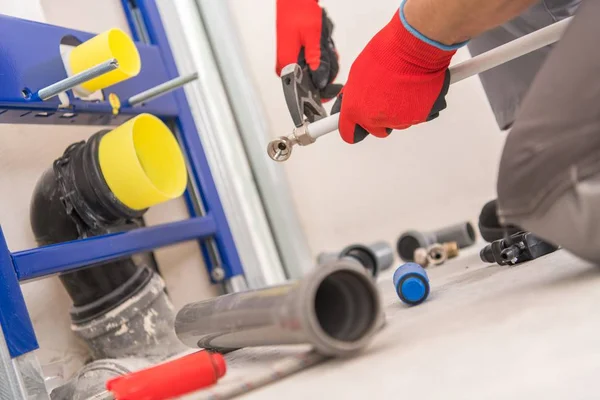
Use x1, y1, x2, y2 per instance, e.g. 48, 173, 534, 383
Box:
318, 241, 395, 278
478, 199, 523, 243
339, 244, 380, 278
479, 231, 559, 266
30, 131, 153, 323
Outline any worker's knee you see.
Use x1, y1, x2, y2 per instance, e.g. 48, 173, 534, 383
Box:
496, 124, 600, 264
505, 173, 600, 265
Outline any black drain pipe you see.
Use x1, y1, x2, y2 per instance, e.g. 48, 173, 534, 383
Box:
30, 129, 185, 359
30, 131, 151, 321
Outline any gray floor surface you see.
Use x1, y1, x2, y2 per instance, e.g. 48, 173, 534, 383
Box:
239, 244, 600, 399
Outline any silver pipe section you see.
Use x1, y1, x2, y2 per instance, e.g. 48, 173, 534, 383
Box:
126, 73, 199, 106
175, 260, 384, 357
196, 0, 314, 279
157, 0, 287, 288
35, 59, 118, 101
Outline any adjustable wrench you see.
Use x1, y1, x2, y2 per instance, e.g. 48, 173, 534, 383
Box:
281, 63, 343, 128
268, 17, 572, 162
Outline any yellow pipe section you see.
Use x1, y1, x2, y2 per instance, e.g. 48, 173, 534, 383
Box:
98, 114, 188, 210
69, 28, 141, 93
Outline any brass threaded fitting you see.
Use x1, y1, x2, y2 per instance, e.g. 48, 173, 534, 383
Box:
443, 242, 460, 259
427, 243, 447, 266
413, 247, 429, 267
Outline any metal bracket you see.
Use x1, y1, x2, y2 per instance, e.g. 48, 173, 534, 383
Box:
0, 14, 178, 125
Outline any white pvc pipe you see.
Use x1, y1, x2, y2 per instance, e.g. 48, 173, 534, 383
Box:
307, 16, 572, 140
450, 16, 571, 83
310, 113, 339, 139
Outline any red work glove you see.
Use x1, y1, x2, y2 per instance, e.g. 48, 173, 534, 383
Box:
332, 6, 462, 144
276, 0, 341, 100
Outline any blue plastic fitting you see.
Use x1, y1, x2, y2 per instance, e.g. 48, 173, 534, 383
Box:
393, 263, 430, 305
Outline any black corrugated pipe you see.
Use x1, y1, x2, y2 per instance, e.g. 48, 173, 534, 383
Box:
30, 130, 151, 323
30, 114, 189, 360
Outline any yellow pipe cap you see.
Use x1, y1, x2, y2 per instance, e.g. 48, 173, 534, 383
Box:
99, 114, 188, 210
69, 28, 141, 93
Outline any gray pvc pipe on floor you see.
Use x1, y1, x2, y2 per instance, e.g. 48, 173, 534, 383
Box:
174, 259, 384, 357
397, 222, 477, 262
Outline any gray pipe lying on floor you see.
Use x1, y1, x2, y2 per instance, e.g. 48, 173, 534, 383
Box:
175, 259, 385, 357
397, 222, 477, 261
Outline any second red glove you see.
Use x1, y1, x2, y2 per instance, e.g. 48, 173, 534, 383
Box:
332, 7, 460, 144
276, 0, 340, 98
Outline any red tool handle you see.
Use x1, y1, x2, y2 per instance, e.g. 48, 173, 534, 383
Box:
106, 350, 226, 400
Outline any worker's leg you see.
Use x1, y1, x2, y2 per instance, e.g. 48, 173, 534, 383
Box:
514, 175, 600, 264
496, 0, 600, 264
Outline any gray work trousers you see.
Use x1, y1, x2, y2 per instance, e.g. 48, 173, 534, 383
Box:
496, 0, 600, 264
467, 0, 579, 130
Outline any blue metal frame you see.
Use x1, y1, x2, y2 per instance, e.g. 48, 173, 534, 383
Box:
0, 1, 244, 358
0, 228, 37, 358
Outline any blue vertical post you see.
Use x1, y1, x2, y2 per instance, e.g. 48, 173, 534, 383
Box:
123, 0, 245, 280
0, 227, 38, 357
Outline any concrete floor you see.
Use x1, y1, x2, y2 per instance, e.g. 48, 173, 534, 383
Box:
240, 244, 600, 399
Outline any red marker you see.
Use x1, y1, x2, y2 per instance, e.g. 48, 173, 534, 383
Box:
106, 350, 226, 400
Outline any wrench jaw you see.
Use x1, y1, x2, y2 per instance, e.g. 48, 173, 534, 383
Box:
267, 122, 317, 162
272, 63, 326, 162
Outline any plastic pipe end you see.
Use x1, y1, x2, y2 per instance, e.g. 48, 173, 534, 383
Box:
69, 28, 141, 93
393, 263, 430, 305
401, 277, 427, 303
210, 352, 227, 378
99, 114, 187, 210
397, 230, 432, 262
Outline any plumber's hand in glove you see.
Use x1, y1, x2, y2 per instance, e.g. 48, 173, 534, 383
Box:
332, 3, 465, 144
276, 0, 342, 101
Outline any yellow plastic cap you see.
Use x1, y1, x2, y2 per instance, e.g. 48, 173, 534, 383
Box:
69, 28, 141, 93
98, 114, 188, 210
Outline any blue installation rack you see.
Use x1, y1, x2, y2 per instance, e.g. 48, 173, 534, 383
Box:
0, 0, 244, 364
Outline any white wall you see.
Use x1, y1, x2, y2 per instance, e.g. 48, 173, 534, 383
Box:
0, 0, 217, 379
226, 0, 507, 254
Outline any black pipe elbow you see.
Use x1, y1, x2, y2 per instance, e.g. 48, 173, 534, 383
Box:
30, 131, 151, 323
339, 244, 380, 278
30, 131, 146, 242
